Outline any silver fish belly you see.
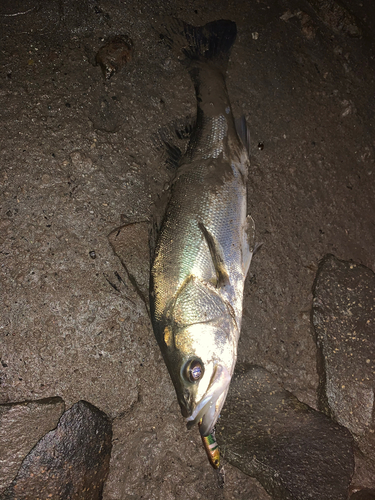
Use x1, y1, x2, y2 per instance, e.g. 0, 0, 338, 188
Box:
150, 18, 255, 438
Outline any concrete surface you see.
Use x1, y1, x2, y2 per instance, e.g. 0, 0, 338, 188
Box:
1, 0, 374, 498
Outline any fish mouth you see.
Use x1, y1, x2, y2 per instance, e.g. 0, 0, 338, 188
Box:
185, 364, 231, 436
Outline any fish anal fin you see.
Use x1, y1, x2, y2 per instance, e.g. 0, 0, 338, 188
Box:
198, 222, 229, 288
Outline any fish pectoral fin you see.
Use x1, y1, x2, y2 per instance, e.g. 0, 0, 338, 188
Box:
198, 222, 229, 288
170, 274, 228, 328
242, 215, 255, 275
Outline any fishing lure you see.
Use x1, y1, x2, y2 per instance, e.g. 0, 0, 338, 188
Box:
200, 424, 220, 469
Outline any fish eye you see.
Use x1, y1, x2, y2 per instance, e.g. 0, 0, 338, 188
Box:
184, 358, 204, 383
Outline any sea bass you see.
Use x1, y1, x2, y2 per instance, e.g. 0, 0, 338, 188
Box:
150, 18, 255, 440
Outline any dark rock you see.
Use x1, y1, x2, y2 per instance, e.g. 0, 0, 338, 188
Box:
0, 400, 112, 500
312, 255, 375, 467
216, 365, 354, 500
0, 397, 65, 495
350, 490, 375, 500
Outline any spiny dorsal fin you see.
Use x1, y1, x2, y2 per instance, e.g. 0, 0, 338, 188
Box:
198, 222, 229, 288
152, 116, 194, 170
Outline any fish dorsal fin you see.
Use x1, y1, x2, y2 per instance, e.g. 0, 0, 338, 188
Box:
198, 222, 229, 288
152, 117, 194, 170
235, 116, 250, 157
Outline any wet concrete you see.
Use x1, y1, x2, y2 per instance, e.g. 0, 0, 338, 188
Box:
1, 0, 374, 498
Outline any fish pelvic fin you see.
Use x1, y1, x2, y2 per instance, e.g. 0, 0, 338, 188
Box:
235, 116, 251, 157
156, 17, 237, 71
198, 222, 229, 288
242, 215, 255, 275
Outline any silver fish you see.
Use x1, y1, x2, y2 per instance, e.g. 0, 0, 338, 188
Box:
150, 18, 255, 437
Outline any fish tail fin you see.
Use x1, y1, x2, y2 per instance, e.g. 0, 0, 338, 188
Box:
157, 17, 237, 72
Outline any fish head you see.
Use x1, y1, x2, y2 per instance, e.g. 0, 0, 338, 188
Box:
163, 321, 236, 436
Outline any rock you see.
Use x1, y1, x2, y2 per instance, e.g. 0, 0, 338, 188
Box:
96, 35, 134, 80
350, 490, 375, 500
0, 400, 112, 500
108, 221, 150, 309
0, 397, 65, 495
70, 151, 96, 175
88, 94, 126, 133
280, 10, 317, 40
308, 0, 361, 37
312, 255, 375, 468
352, 453, 375, 491
216, 364, 354, 500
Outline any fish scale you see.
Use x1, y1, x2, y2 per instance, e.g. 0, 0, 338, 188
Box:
153, 162, 245, 322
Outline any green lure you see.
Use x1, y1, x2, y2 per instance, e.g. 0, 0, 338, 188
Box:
200, 427, 220, 469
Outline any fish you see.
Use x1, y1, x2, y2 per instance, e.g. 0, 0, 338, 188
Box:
150, 18, 255, 441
